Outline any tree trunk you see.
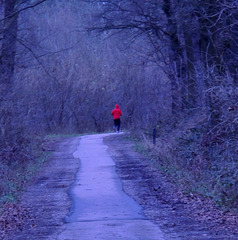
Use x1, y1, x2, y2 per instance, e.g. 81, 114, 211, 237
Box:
0, 0, 18, 85
182, 14, 198, 109
162, 0, 182, 116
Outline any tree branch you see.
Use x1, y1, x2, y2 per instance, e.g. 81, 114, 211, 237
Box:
0, 0, 47, 22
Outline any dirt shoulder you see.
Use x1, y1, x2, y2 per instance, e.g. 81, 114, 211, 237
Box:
0, 136, 81, 240
104, 133, 238, 240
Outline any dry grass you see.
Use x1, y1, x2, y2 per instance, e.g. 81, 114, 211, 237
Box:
134, 103, 238, 210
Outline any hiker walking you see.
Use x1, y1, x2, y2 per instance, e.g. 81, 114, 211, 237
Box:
111, 104, 122, 133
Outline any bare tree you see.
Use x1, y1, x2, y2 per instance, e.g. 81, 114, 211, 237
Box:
0, 0, 18, 85
0, 0, 46, 86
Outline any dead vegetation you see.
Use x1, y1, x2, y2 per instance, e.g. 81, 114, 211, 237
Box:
133, 85, 238, 211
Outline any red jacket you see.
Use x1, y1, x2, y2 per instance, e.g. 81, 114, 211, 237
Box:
111, 104, 122, 119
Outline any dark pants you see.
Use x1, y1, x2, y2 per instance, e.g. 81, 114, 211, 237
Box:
114, 118, 121, 131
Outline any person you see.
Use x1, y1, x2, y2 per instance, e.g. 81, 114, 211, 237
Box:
111, 104, 122, 133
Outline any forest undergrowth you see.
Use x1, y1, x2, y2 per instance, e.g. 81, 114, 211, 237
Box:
132, 87, 238, 211
0, 132, 48, 207
0, 131, 82, 209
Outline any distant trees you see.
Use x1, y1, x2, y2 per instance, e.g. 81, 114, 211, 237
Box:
90, 0, 238, 119
0, 0, 237, 137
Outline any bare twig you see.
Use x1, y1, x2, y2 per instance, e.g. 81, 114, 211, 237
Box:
0, 0, 47, 22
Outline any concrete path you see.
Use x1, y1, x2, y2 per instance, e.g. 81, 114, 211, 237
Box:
57, 133, 165, 240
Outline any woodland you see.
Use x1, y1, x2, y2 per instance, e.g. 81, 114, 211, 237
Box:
0, 0, 238, 211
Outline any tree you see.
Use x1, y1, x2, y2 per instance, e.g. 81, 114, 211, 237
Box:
0, 0, 46, 86
0, 0, 18, 85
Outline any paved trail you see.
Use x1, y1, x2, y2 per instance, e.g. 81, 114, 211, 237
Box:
57, 133, 165, 240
